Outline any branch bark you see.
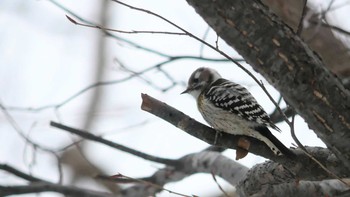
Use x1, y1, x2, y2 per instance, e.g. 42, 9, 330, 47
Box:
120, 151, 248, 196
186, 0, 350, 171
236, 161, 350, 197
140, 93, 349, 180
261, 0, 350, 78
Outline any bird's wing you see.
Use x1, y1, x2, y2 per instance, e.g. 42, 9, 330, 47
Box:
205, 78, 280, 131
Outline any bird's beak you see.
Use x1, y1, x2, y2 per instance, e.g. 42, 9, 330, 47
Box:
181, 87, 191, 94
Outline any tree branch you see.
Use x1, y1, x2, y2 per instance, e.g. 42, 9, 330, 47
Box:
140, 93, 349, 180
0, 164, 47, 183
119, 151, 248, 196
236, 161, 350, 196
0, 183, 114, 197
50, 121, 178, 166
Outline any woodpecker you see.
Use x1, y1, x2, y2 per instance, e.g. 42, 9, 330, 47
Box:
182, 67, 294, 157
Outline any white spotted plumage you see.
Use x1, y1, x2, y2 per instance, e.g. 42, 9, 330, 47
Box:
182, 67, 294, 157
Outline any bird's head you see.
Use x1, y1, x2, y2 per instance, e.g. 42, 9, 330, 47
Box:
181, 67, 221, 99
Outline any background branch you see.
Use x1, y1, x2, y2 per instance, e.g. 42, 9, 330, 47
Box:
50, 121, 178, 166
118, 151, 248, 196
0, 183, 114, 197
0, 164, 47, 183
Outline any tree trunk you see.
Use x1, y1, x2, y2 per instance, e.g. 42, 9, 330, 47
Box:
186, 0, 350, 170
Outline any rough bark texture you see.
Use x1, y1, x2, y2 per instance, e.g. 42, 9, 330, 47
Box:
237, 161, 350, 197
262, 0, 350, 78
186, 0, 350, 171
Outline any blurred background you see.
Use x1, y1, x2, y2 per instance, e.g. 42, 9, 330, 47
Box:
1, 0, 349, 196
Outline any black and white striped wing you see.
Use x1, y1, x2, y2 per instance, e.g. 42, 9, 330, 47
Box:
205, 78, 280, 131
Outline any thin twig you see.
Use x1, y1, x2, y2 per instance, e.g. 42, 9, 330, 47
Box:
211, 171, 231, 197
6, 56, 236, 112
215, 33, 219, 49
290, 113, 306, 151
309, 20, 350, 36
297, 0, 308, 35
296, 146, 350, 187
259, 81, 291, 126
100, 173, 195, 197
0, 101, 63, 182
199, 26, 211, 57
50, 121, 179, 166
47, 0, 170, 58
305, 0, 336, 42
117, 58, 178, 92
0, 164, 47, 183
66, 15, 187, 36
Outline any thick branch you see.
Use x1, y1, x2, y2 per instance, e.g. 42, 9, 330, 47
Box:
120, 151, 248, 196
236, 161, 350, 196
186, 0, 350, 171
141, 94, 283, 159
141, 93, 349, 180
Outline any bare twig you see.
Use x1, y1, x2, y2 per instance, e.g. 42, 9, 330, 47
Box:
115, 151, 248, 196
297, 147, 350, 187
47, 0, 169, 57
50, 121, 178, 166
56, 120, 150, 152
199, 26, 211, 57
297, 0, 308, 35
309, 20, 350, 36
102, 173, 195, 197
259, 81, 292, 126
116, 58, 177, 92
211, 171, 231, 197
215, 33, 220, 49
48, 0, 240, 62
66, 15, 187, 36
269, 106, 296, 123
5, 56, 236, 112
290, 113, 305, 151
0, 101, 63, 183
0, 164, 47, 183
306, 0, 336, 42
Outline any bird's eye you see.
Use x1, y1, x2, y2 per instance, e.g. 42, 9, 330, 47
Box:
193, 78, 199, 83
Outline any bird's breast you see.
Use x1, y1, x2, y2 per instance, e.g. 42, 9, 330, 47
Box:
197, 94, 252, 135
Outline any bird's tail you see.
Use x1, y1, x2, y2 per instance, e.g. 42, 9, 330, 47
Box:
255, 126, 296, 158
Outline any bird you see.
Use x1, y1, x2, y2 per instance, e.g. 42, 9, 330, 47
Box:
181, 67, 295, 157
